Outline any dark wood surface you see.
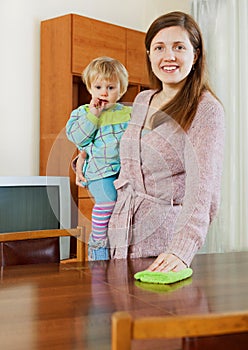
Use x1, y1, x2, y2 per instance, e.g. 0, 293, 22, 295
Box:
1, 252, 248, 350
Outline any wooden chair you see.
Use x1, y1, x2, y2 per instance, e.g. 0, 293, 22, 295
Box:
111, 310, 248, 350
0, 227, 85, 266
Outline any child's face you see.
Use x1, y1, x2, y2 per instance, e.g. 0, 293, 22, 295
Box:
90, 77, 121, 108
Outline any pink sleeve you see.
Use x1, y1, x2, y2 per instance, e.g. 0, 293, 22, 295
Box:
167, 98, 225, 266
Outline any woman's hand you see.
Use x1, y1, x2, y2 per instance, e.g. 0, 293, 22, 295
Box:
75, 151, 87, 187
146, 253, 187, 272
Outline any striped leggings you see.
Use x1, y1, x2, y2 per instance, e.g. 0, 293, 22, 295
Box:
88, 175, 117, 241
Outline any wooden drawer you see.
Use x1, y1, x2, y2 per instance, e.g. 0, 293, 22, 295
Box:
78, 185, 93, 199
78, 197, 94, 224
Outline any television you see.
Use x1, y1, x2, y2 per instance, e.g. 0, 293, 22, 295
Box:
0, 176, 71, 259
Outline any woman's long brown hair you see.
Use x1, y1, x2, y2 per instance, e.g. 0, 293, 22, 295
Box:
145, 11, 217, 131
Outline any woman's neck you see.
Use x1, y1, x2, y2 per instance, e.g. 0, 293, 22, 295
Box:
152, 81, 184, 109
145, 83, 182, 130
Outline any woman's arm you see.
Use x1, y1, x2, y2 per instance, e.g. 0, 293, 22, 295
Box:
168, 97, 225, 267
148, 95, 225, 271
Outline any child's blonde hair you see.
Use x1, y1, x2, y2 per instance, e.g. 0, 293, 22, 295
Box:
82, 56, 129, 98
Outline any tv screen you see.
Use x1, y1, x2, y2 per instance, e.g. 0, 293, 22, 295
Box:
0, 176, 71, 259
0, 185, 60, 232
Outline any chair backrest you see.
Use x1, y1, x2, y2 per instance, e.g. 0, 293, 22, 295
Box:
0, 227, 85, 267
111, 310, 248, 350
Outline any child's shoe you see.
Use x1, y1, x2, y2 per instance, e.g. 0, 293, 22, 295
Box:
88, 233, 109, 261
92, 247, 109, 260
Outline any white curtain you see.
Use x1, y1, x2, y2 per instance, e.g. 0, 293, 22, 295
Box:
191, 0, 248, 253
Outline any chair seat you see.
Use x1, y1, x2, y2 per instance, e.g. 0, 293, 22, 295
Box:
0, 238, 60, 266
111, 311, 248, 350
0, 227, 85, 267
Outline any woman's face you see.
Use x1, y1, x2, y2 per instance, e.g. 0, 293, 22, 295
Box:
149, 26, 199, 89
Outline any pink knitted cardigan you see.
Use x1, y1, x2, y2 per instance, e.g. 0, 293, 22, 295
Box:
108, 89, 225, 266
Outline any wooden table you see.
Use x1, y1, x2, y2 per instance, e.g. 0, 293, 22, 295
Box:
1, 252, 248, 350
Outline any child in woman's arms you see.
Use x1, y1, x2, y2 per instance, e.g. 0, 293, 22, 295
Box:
66, 56, 131, 261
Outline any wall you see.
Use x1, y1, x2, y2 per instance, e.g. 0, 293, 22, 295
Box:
0, 0, 190, 176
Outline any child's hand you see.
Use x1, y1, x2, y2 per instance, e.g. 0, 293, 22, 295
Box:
89, 97, 108, 117
75, 151, 87, 187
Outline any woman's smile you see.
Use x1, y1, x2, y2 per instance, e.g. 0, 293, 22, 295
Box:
161, 64, 179, 73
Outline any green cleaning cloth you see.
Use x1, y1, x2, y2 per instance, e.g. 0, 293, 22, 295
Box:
134, 268, 193, 285
135, 276, 192, 293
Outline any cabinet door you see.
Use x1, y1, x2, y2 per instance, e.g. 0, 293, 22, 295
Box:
126, 29, 150, 85
72, 14, 126, 74
40, 15, 73, 135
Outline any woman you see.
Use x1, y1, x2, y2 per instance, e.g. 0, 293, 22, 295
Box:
106, 11, 225, 272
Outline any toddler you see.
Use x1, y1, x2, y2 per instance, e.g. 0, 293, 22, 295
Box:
66, 56, 131, 260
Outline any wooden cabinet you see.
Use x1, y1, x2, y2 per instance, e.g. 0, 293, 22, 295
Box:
71, 15, 126, 74
40, 14, 149, 241
126, 29, 149, 84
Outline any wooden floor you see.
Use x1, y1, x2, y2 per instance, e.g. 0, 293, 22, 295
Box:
1, 251, 248, 349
